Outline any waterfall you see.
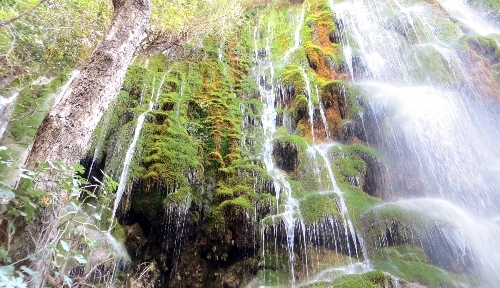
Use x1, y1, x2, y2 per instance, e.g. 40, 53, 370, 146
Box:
435, 0, 500, 36
329, 0, 500, 285
109, 110, 148, 229
254, 16, 308, 285
72, 0, 500, 286
330, 0, 500, 213
254, 36, 298, 285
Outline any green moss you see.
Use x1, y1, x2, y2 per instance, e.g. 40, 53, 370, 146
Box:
111, 222, 126, 243
147, 54, 169, 72
371, 246, 464, 288
214, 184, 234, 202
141, 112, 201, 190
264, 6, 305, 62
373, 245, 428, 263
299, 271, 388, 288
130, 189, 165, 223
299, 194, 339, 224
298, 282, 331, 288
304, 44, 339, 78
335, 156, 364, 178
291, 94, 309, 115
257, 269, 291, 287
331, 274, 381, 288
346, 145, 383, 160
220, 196, 253, 211
121, 65, 152, 99
341, 184, 381, 231
163, 186, 192, 207
467, 0, 500, 18
274, 134, 309, 151
405, 45, 455, 86
277, 65, 307, 95
459, 35, 500, 62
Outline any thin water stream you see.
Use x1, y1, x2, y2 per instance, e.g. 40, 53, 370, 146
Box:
109, 74, 167, 229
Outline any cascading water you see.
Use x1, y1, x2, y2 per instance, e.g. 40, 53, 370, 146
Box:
253, 26, 303, 285
250, 3, 373, 285
315, 85, 330, 141
109, 105, 151, 229
283, 5, 306, 62
330, 0, 500, 285
73, 0, 500, 286
435, 0, 500, 36
109, 74, 167, 228
314, 144, 361, 260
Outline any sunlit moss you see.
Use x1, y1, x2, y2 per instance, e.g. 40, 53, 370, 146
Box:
299, 194, 340, 223
371, 246, 469, 288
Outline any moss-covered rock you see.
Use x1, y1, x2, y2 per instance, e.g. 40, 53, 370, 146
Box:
299, 194, 339, 224
362, 204, 477, 277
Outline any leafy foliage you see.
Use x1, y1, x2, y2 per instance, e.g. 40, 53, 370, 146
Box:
0, 0, 111, 83
145, 0, 244, 53
0, 146, 121, 287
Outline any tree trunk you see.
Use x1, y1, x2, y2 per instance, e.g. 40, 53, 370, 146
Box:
26, 0, 150, 168
15, 0, 150, 286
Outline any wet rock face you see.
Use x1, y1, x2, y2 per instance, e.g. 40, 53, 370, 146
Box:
344, 100, 428, 200
358, 152, 385, 197
386, 273, 427, 288
124, 223, 146, 253
210, 258, 256, 288
351, 55, 370, 80
273, 141, 299, 174
169, 250, 208, 288
363, 213, 476, 275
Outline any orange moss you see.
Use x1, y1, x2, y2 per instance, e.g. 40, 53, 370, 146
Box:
305, 44, 334, 79
317, 25, 331, 48
325, 109, 343, 139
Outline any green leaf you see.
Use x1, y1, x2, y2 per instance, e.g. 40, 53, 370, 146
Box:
63, 275, 72, 287
0, 248, 8, 260
29, 188, 45, 198
74, 254, 87, 264
0, 187, 15, 199
20, 266, 35, 277
104, 173, 118, 193
0, 265, 14, 277
60, 240, 70, 252
73, 163, 85, 174
36, 162, 50, 171
71, 187, 80, 197
18, 173, 32, 180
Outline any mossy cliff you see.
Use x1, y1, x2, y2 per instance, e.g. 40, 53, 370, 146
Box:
76, 0, 499, 287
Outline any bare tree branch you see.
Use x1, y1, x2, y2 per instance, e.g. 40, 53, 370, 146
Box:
0, 0, 50, 28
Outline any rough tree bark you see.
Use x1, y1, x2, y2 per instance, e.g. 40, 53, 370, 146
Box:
14, 0, 151, 286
